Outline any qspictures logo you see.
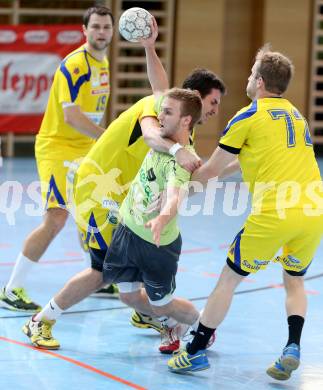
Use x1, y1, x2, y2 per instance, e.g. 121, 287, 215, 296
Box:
1, 161, 323, 227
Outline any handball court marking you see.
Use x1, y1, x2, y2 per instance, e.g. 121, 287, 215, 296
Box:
0, 336, 147, 390
0, 247, 213, 267
1, 271, 321, 319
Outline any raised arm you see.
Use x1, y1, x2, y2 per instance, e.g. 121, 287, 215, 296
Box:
139, 18, 201, 172
139, 17, 169, 97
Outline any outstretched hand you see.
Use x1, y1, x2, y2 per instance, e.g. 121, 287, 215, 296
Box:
139, 16, 158, 48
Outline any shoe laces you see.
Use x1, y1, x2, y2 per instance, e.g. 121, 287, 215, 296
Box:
171, 349, 190, 365
40, 321, 54, 339
284, 343, 300, 356
160, 326, 178, 345
13, 288, 32, 303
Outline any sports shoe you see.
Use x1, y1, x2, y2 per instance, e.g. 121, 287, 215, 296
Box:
131, 311, 163, 333
160, 325, 217, 354
159, 324, 185, 354
0, 287, 41, 312
168, 348, 210, 373
266, 343, 300, 381
22, 317, 60, 350
91, 284, 119, 298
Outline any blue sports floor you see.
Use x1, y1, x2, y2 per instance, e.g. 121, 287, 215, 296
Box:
1, 158, 323, 390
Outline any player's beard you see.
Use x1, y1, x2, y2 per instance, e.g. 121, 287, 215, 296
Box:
89, 38, 109, 52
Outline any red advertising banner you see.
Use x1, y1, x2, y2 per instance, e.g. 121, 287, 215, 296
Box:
0, 25, 84, 134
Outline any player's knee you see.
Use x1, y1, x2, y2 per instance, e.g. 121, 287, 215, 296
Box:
45, 208, 68, 234
89, 268, 104, 287
284, 271, 304, 291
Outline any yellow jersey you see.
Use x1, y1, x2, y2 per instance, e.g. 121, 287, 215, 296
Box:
73, 95, 158, 249
36, 45, 110, 160
76, 95, 157, 188
219, 97, 322, 211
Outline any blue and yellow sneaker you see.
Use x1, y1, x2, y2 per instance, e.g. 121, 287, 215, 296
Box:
168, 348, 210, 373
266, 343, 300, 380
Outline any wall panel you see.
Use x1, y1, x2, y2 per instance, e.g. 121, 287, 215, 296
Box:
263, 0, 312, 114
174, 0, 226, 155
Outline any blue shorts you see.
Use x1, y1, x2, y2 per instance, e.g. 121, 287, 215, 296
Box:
103, 224, 182, 305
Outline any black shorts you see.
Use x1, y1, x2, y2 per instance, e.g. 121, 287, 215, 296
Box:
102, 224, 182, 303
89, 247, 108, 272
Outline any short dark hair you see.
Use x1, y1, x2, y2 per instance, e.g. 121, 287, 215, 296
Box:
165, 87, 202, 131
255, 44, 294, 94
182, 68, 226, 98
83, 6, 114, 28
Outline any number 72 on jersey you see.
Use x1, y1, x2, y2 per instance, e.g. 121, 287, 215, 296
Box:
268, 109, 312, 147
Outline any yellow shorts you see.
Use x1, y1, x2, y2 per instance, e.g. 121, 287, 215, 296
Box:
227, 209, 323, 275
73, 176, 126, 250
75, 205, 121, 250
36, 157, 82, 210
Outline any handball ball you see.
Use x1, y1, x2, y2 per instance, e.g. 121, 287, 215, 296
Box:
119, 7, 153, 42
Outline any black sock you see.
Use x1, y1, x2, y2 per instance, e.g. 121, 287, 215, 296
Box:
286, 315, 304, 346
186, 322, 216, 355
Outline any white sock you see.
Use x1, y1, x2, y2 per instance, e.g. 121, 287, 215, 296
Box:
158, 316, 178, 328
34, 298, 64, 322
6, 253, 37, 291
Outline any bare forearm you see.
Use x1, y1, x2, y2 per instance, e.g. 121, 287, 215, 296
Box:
192, 163, 217, 185
219, 159, 241, 178
141, 117, 173, 152
145, 185, 186, 246
145, 46, 168, 93
145, 131, 174, 152
192, 147, 236, 184
141, 117, 201, 172
157, 196, 179, 227
64, 106, 105, 139
66, 113, 105, 139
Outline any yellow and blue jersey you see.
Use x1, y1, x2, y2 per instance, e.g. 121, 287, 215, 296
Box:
76, 95, 157, 187
36, 45, 110, 160
74, 95, 158, 249
219, 97, 322, 211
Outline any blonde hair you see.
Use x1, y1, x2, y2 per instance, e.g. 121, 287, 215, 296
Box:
164, 87, 202, 130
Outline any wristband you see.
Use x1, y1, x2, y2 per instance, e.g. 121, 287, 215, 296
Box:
168, 143, 183, 156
